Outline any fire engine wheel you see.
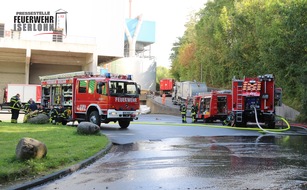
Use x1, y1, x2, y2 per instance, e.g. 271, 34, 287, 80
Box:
267, 121, 276, 129
119, 120, 130, 128
203, 119, 212, 123
235, 121, 247, 127
89, 111, 101, 126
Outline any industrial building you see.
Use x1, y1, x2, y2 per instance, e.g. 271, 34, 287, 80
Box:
0, 0, 156, 104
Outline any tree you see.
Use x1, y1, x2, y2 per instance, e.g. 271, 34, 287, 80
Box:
169, 0, 307, 121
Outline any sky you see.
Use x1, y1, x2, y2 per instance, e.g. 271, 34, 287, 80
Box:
0, 0, 208, 68
125, 0, 208, 68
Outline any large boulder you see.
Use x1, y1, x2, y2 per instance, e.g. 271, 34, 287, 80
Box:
27, 114, 49, 124
16, 137, 47, 160
77, 122, 100, 135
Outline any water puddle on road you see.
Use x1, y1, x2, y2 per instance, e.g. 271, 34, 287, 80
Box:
95, 135, 307, 189
29, 135, 307, 190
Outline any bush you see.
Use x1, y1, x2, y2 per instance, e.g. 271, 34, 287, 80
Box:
296, 114, 307, 124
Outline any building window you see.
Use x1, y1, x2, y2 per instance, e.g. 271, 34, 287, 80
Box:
11, 30, 21, 39
52, 30, 63, 42
0, 23, 4, 38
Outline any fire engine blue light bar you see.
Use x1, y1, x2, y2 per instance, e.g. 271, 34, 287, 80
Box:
105, 73, 111, 78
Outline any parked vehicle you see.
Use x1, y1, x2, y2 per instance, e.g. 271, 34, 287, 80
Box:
39, 71, 140, 128
172, 81, 208, 105
159, 78, 175, 96
229, 74, 282, 128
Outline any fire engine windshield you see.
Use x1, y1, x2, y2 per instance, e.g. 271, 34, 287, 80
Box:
109, 81, 138, 97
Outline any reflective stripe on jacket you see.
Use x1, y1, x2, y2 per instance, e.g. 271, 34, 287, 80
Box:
181, 106, 186, 114
10, 96, 22, 110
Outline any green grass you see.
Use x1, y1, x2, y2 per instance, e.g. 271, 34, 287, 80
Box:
0, 122, 109, 186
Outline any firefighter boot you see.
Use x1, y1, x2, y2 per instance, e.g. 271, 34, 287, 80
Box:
183, 115, 187, 123
50, 118, 56, 125
223, 119, 230, 126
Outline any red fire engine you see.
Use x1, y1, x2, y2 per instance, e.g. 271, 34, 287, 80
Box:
230, 74, 282, 128
192, 90, 232, 123
39, 71, 140, 128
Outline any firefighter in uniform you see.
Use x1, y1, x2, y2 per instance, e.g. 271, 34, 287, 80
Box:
23, 100, 31, 114
29, 98, 37, 112
37, 105, 48, 115
180, 104, 187, 123
23, 99, 37, 123
49, 105, 59, 125
191, 104, 197, 123
223, 112, 234, 126
59, 107, 72, 125
23, 110, 40, 123
10, 93, 22, 123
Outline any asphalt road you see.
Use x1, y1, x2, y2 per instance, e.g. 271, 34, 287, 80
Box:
27, 114, 307, 190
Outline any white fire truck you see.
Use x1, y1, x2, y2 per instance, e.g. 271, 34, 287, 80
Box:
1, 84, 41, 110
39, 71, 141, 128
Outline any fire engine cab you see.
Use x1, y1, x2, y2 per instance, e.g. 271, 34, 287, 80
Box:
193, 90, 232, 123
39, 71, 140, 128
231, 74, 282, 128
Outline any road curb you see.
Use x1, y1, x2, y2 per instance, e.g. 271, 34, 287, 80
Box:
6, 141, 113, 190
290, 123, 307, 128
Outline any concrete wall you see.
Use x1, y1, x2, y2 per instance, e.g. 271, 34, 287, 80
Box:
146, 98, 180, 117
29, 64, 82, 84
0, 61, 25, 103
276, 104, 300, 121
0, 38, 96, 53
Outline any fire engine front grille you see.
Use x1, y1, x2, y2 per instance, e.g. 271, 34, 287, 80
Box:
120, 111, 133, 117
108, 110, 138, 119
119, 114, 132, 117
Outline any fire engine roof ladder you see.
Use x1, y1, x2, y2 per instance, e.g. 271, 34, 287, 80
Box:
236, 81, 244, 123
39, 71, 93, 81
